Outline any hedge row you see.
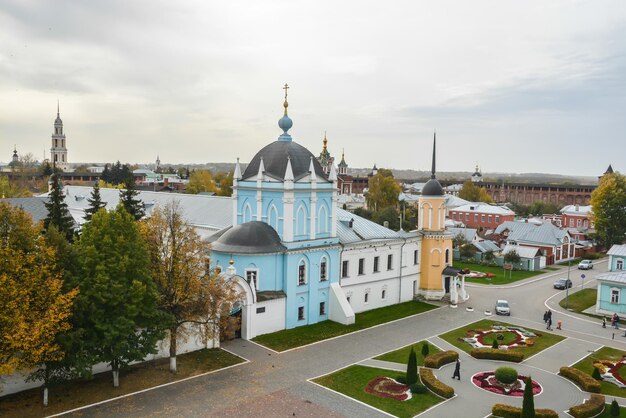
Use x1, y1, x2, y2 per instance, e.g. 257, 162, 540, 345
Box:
492, 403, 558, 418
470, 348, 524, 363
568, 394, 606, 418
423, 350, 458, 368
559, 367, 601, 393
419, 368, 454, 399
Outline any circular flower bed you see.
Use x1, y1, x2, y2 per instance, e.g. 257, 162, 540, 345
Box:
461, 326, 537, 349
472, 371, 542, 396
364, 377, 412, 401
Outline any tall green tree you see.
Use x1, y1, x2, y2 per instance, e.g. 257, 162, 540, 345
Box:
75, 207, 167, 387
44, 174, 75, 241
591, 172, 626, 248
366, 169, 401, 211
521, 375, 535, 418
406, 347, 418, 385
84, 182, 107, 221
119, 179, 145, 220
141, 201, 240, 372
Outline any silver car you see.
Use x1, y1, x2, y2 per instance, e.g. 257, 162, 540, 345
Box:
578, 260, 593, 270
495, 300, 510, 316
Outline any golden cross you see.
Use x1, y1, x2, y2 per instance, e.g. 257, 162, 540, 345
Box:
283, 83, 289, 100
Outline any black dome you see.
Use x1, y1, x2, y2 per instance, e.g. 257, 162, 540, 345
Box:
211, 221, 286, 254
242, 140, 327, 181
422, 178, 444, 196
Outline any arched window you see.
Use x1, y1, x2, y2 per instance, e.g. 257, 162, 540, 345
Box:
318, 205, 328, 233
298, 259, 306, 286
268, 204, 278, 231
445, 248, 450, 264
296, 205, 307, 236
243, 202, 252, 223
320, 257, 328, 281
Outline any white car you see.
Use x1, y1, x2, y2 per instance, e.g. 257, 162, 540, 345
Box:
578, 260, 593, 270
495, 300, 510, 316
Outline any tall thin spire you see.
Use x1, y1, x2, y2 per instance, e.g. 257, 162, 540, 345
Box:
57, 100, 60, 116
282, 83, 289, 116
431, 131, 437, 179
278, 83, 293, 141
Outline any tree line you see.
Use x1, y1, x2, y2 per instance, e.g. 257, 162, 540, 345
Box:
1, 175, 240, 406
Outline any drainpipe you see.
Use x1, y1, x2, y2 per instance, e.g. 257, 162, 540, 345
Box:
398, 237, 407, 303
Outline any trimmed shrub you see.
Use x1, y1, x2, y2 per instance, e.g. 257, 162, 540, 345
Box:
568, 394, 605, 418
470, 348, 524, 362
395, 375, 407, 384
495, 366, 519, 384
419, 368, 454, 399
409, 382, 428, 394
421, 342, 430, 357
424, 350, 459, 368
407, 347, 418, 385
492, 339, 499, 349
521, 376, 534, 418
592, 367, 602, 381
492, 404, 558, 418
611, 399, 620, 417
559, 367, 601, 393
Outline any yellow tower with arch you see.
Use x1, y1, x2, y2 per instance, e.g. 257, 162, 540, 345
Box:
418, 135, 454, 300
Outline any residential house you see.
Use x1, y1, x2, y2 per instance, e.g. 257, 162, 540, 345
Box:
595, 244, 626, 316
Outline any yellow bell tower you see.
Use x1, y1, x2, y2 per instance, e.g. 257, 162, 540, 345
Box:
418, 134, 453, 300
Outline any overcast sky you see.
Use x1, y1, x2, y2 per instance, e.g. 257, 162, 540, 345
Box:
1, 1, 624, 176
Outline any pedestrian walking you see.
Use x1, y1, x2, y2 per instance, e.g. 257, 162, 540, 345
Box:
452, 359, 461, 380
557, 319, 562, 330
547, 310, 552, 321
616, 314, 621, 330
613, 313, 619, 329
543, 311, 548, 324
547, 317, 553, 330
602, 317, 607, 328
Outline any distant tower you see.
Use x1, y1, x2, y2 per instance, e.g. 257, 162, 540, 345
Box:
50, 101, 68, 171
370, 163, 378, 177
418, 133, 453, 301
10, 145, 18, 166
317, 132, 334, 175
155, 155, 161, 172
471, 163, 483, 183
600, 164, 614, 180
338, 149, 348, 175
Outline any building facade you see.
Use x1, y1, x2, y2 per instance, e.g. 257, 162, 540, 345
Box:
596, 245, 626, 316
448, 203, 515, 230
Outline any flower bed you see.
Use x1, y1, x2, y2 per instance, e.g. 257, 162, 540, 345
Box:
593, 358, 626, 388
461, 325, 536, 349
364, 376, 412, 401
472, 371, 542, 396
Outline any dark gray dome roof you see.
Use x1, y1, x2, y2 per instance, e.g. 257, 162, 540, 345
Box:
242, 140, 327, 181
421, 178, 444, 196
211, 221, 286, 254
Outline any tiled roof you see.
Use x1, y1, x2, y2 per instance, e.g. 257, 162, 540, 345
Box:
495, 221, 569, 246
453, 203, 515, 215
608, 245, 626, 257
336, 208, 402, 244
447, 227, 477, 242
473, 240, 500, 253
0, 197, 49, 222
502, 244, 541, 259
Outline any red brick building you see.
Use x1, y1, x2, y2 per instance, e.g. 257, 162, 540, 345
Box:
448, 203, 515, 230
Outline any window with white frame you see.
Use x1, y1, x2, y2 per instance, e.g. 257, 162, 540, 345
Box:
495, 215, 500, 223
246, 269, 258, 289
358, 258, 365, 275
320, 258, 327, 281
465, 213, 469, 221
342, 260, 349, 278
298, 306, 305, 320
373, 256, 380, 272
611, 288, 620, 304
413, 249, 419, 265
319, 302, 326, 316
298, 260, 306, 285
488, 215, 492, 224
617, 259, 624, 270
387, 254, 393, 270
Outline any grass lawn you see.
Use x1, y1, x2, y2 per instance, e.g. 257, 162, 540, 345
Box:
0, 348, 244, 418
439, 319, 565, 358
253, 300, 437, 352
453, 261, 548, 285
544, 267, 560, 271
558, 289, 626, 327
571, 346, 626, 398
374, 341, 442, 365
598, 404, 626, 417
312, 365, 443, 418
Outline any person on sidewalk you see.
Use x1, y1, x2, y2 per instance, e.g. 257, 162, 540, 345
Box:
602, 317, 607, 328
452, 359, 461, 380
547, 317, 553, 330
543, 311, 548, 325
556, 319, 562, 330
616, 314, 621, 330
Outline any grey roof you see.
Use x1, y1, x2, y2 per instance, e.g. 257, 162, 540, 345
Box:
242, 140, 328, 181
495, 221, 569, 246
421, 178, 444, 196
608, 244, 626, 257
442, 266, 463, 276
502, 244, 541, 259
444, 194, 470, 208
448, 227, 477, 242
453, 203, 515, 215
211, 221, 286, 254
1, 197, 50, 222
336, 208, 402, 244
256, 291, 287, 302
472, 240, 500, 253
597, 271, 626, 284
40, 185, 232, 238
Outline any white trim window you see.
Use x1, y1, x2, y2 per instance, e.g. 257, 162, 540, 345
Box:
320, 258, 328, 281
611, 287, 620, 304
298, 260, 306, 286
342, 260, 349, 278
617, 259, 624, 271
245, 269, 259, 290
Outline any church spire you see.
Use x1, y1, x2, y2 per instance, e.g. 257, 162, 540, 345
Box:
431, 131, 437, 179
277, 83, 293, 141
322, 131, 328, 152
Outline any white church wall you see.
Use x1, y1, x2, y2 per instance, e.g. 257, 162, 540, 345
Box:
0, 323, 215, 396
252, 298, 286, 337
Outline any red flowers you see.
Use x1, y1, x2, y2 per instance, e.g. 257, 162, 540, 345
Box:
472, 372, 542, 396
364, 377, 412, 401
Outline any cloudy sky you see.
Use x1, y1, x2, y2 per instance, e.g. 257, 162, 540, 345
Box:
1, 1, 624, 176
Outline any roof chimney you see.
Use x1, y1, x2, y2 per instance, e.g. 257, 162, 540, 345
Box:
349, 218, 354, 228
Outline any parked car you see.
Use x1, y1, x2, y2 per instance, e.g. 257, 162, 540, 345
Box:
495, 300, 510, 316
578, 260, 593, 270
554, 278, 573, 289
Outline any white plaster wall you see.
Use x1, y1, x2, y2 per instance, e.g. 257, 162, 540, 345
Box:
252, 298, 285, 337
0, 324, 215, 396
